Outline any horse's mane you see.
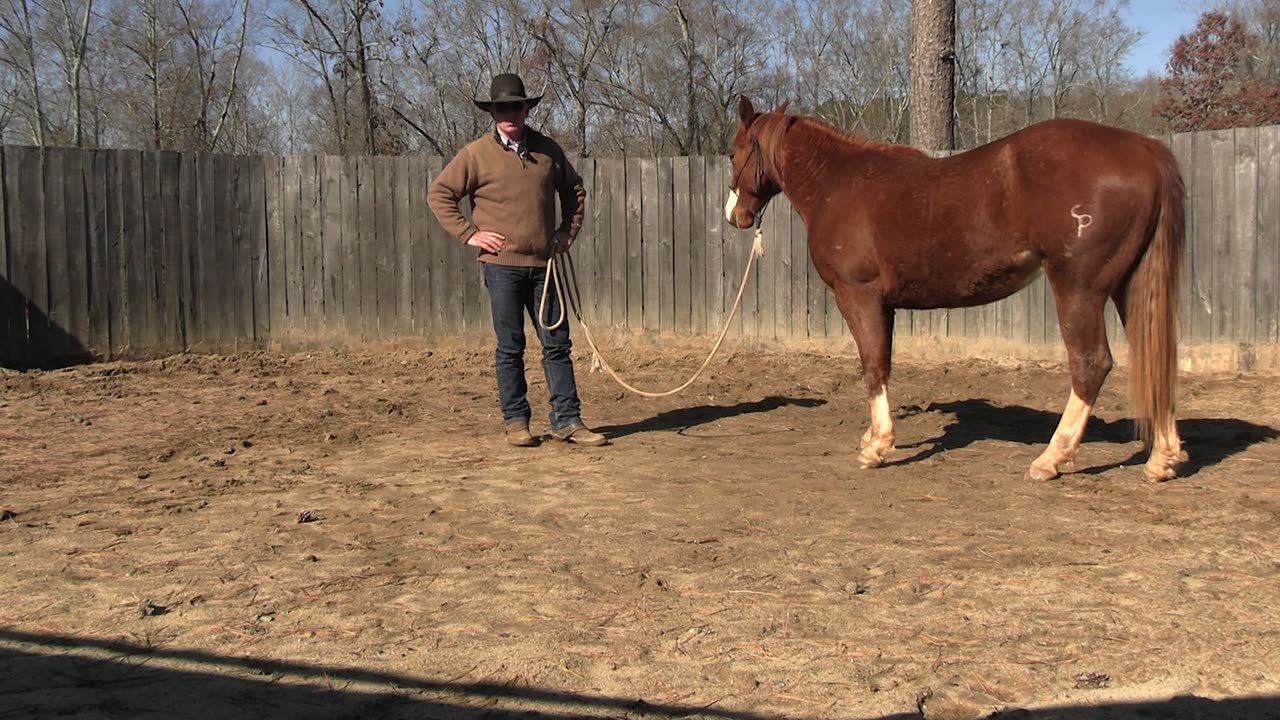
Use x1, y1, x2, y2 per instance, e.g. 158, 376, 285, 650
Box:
761, 113, 928, 161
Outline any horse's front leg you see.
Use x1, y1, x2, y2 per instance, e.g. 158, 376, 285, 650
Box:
833, 285, 896, 468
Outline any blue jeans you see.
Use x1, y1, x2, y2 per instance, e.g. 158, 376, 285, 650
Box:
482, 262, 582, 431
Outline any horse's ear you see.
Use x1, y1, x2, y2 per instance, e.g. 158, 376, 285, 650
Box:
738, 95, 757, 124
774, 100, 790, 114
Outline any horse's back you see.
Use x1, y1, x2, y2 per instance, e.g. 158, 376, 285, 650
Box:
952, 118, 1175, 181
923, 117, 1179, 236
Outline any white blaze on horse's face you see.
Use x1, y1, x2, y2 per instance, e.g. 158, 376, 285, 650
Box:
724, 189, 739, 224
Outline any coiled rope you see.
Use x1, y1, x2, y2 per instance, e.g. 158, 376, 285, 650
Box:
538, 227, 765, 398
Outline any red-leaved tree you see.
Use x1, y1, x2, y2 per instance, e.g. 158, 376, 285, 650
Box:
1154, 11, 1280, 131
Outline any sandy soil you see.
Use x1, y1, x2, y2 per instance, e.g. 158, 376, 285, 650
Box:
2, 341, 1279, 720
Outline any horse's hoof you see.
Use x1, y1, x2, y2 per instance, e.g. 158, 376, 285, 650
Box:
858, 451, 884, 469
1142, 465, 1176, 483
1025, 464, 1059, 482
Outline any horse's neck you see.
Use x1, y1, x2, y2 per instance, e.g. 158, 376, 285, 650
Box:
776, 121, 864, 214
777, 120, 919, 217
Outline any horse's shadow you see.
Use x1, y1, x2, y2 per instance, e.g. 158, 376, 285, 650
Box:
597, 396, 827, 439
891, 399, 1279, 477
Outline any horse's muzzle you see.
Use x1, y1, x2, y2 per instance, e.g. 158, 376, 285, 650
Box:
724, 191, 757, 228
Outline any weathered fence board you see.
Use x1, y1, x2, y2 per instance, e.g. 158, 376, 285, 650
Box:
786, 196, 806, 339
43, 148, 72, 359
1233, 127, 1260, 344
586, 159, 609, 328
8, 147, 49, 361
0, 149, 13, 364
319, 156, 344, 336
1210, 129, 1237, 342
688, 157, 707, 336
573, 158, 596, 326
83, 151, 108, 355
138, 151, 165, 353
624, 158, 643, 332
704, 157, 727, 336
765, 193, 788, 340
1258, 127, 1280, 343
122, 151, 151, 354
1189, 131, 1216, 342
607, 159, 625, 327
407, 156, 430, 335
261, 155, 281, 340
300, 155, 323, 337
235, 156, 257, 348
392, 156, 412, 335
426, 157, 455, 337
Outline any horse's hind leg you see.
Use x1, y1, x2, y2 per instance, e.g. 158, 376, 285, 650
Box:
1027, 293, 1113, 481
1112, 288, 1183, 482
833, 285, 896, 468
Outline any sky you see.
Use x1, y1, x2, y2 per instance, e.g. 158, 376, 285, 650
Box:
1121, 1, 1205, 76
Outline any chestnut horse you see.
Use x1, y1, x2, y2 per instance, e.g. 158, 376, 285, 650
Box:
725, 96, 1185, 482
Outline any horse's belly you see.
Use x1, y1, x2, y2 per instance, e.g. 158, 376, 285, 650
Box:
891, 250, 1043, 309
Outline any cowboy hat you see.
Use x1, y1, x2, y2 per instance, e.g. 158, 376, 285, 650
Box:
473, 73, 543, 111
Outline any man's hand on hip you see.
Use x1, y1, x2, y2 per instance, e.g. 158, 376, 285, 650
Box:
468, 231, 506, 254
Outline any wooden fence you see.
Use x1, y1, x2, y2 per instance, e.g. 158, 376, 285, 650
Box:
2, 125, 1279, 368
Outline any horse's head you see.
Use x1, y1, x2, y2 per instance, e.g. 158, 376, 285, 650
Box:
725, 95, 790, 229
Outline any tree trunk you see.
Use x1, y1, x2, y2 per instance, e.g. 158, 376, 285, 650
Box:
908, 0, 956, 151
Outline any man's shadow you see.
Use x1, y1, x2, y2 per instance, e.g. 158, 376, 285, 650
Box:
890, 399, 1279, 476
597, 396, 827, 439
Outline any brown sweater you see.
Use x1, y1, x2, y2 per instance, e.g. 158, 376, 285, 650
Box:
427, 128, 586, 267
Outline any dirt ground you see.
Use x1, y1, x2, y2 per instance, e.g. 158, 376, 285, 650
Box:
2, 339, 1280, 720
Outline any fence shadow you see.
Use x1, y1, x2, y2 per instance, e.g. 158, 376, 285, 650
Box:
986, 695, 1280, 719
0, 628, 852, 720
889, 399, 1279, 477
596, 395, 827, 439
3, 629, 1279, 719
0, 275, 94, 369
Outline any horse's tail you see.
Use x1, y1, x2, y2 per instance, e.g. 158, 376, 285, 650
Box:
1124, 142, 1186, 448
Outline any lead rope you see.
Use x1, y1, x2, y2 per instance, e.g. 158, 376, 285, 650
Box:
538, 226, 765, 398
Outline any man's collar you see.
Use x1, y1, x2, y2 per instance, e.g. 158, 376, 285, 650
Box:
496, 127, 526, 147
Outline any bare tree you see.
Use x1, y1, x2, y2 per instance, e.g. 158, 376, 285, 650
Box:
857, 0, 914, 142
1038, 0, 1089, 118
0, 0, 49, 143
696, 0, 772, 151
47, 0, 96, 146
372, 0, 541, 155
778, 0, 838, 112
0, 67, 17, 139
1005, 0, 1052, 124
591, 0, 772, 154
267, 0, 400, 153
1219, 0, 1280, 80
176, 0, 250, 151
99, 0, 256, 151
508, 0, 622, 156
379, 10, 449, 155
592, 0, 680, 153
1079, 0, 1141, 123
909, 0, 956, 149
956, 0, 1016, 145
113, 0, 178, 148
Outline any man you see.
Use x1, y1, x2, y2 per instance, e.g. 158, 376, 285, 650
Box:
428, 72, 608, 448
